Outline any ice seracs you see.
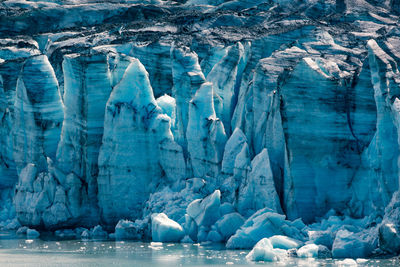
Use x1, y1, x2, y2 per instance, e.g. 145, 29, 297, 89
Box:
238, 148, 282, 216
171, 46, 206, 149
13, 55, 63, 173
206, 42, 244, 135
13, 54, 64, 228
98, 58, 179, 224
187, 82, 227, 179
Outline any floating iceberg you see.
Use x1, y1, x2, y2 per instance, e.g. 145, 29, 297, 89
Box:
151, 213, 184, 242
246, 238, 287, 262
226, 208, 306, 249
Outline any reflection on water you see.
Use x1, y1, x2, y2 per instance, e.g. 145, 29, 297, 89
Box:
0, 231, 399, 266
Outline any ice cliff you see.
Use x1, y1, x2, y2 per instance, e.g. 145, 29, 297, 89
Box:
1, 0, 400, 259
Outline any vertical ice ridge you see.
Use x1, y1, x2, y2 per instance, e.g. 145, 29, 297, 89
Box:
350, 39, 400, 217
207, 42, 244, 135
0, 74, 17, 188
97, 58, 184, 225
187, 82, 227, 180
13, 55, 63, 174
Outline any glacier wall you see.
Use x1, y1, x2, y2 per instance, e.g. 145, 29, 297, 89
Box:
0, 0, 400, 256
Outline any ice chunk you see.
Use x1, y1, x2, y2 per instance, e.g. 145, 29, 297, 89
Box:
219, 203, 235, 216
4, 219, 20, 230
336, 258, 358, 266
90, 225, 108, 239
81, 229, 90, 240
157, 94, 176, 126
16, 226, 29, 235
307, 230, 334, 249
181, 235, 194, 243
220, 137, 251, 203
26, 228, 40, 238
151, 213, 184, 242
220, 128, 247, 176
143, 178, 207, 234
187, 190, 221, 227
226, 208, 306, 249
378, 192, 400, 254
297, 244, 319, 258
207, 230, 223, 242
379, 222, 400, 254
246, 238, 287, 262
356, 258, 368, 264
214, 212, 244, 241
183, 214, 198, 242
115, 220, 138, 240
332, 230, 372, 259
269, 235, 302, 250
317, 245, 332, 259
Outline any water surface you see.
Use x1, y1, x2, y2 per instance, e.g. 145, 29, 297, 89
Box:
0, 231, 398, 266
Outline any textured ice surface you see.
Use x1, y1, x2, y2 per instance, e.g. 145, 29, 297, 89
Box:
13, 55, 63, 173
297, 244, 319, 258
226, 208, 306, 249
246, 238, 287, 262
98, 58, 177, 224
1, 0, 400, 259
269, 235, 303, 250
187, 190, 221, 228
151, 213, 184, 242
114, 220, 138, 240
186, 82, 227, 179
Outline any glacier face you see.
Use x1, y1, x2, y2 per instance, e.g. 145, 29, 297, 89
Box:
1, 0, 400, 258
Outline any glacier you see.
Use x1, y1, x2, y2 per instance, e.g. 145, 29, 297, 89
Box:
0, 0, 400, 261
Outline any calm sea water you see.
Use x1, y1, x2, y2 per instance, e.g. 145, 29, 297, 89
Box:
0, 231, 399, 266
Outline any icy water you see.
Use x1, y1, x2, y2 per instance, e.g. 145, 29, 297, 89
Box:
0, 231, 399, 266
